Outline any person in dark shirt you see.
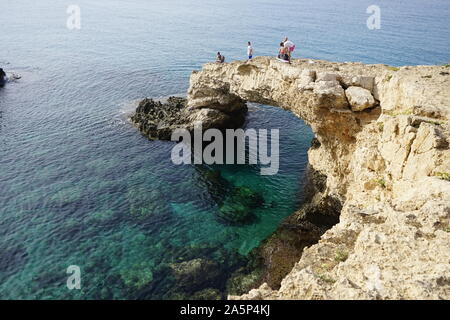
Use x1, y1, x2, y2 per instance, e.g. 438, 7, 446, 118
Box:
216, 52, 225, 63
278, 42, 289, 62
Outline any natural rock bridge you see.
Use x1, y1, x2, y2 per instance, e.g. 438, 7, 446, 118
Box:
185, 57, 450, 299
132, 56, 450, 299
187, 57, 449, 196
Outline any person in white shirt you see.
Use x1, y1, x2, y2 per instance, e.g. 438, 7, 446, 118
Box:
283, 37, 296, 59
247, 41, 253, 60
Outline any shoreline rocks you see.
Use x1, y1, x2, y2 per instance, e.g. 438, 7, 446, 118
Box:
131, 96, 247, 140
0, 69, 21, 87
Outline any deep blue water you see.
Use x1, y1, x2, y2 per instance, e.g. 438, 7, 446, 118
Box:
0, 0, 449, 299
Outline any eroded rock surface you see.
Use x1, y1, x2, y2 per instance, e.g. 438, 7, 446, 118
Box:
183, 57, 450, 300
131, 96, 247, 140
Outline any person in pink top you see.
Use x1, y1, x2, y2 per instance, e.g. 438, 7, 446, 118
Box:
283, 37, 296, 59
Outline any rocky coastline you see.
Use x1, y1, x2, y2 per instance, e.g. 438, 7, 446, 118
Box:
133, 56, 450, 299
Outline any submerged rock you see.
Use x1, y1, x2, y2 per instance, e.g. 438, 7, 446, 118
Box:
169, 288, 223, 300
0, 244, 28, 273
198, 168, 231, 205
120, 262, 154, 290
191, 288, 223, 300
226, 267, 264, 296
169, 258, 222, 292
216, 186, 264, 225
126, 186, 171, 220
217, 202, 254, 225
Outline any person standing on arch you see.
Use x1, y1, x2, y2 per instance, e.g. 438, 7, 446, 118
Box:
278, 42, 290, 63
247, 41, 253, 60
283, 37, 296, 59
216, 52, 225, 63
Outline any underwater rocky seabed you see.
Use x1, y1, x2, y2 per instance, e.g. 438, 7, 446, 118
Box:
130, 97, 340, 298
125, 102, 323, 299
0, 97, 315, 299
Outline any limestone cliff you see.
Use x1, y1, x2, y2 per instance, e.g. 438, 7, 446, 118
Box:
186, 57, 450, 300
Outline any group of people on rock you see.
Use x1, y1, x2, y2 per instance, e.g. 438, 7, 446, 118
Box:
278, 37, 295, 63
216, 37, 295, 64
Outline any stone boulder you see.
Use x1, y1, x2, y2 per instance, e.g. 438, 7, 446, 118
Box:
316, 72, 339, 82
345, 86, 376, 111
313, 80, 348, 109
341, 75, 375, 92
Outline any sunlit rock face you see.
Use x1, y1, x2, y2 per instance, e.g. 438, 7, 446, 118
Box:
187, 56, 450, 300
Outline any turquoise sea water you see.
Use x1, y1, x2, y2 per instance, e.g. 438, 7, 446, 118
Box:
0, 0, 449, 299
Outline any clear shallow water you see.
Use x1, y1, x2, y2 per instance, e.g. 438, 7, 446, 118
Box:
0, 0, 449, 299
